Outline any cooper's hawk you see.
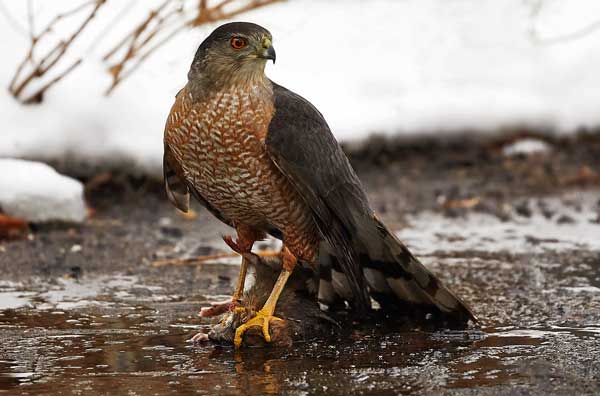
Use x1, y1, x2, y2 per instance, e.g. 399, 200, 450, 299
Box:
164, 22, 474, 348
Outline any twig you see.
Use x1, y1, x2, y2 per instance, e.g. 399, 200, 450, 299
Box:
8, 0, 106, 104
22, 59, 82, 104
102, 0, 175, 61
152, 249, 280, 267
152, 252, 238, 267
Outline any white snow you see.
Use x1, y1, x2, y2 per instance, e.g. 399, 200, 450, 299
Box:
502, 138, 552, 156
0, 159, 87, 223
1, 0, 600, 175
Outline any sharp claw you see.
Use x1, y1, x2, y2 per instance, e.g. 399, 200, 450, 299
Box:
234, 328, 244, 348
233, 307, 246, 315
262, 321, 271, 342
233, 311, 281, 348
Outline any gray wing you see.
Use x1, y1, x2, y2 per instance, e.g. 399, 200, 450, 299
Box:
266, 83, 476, 323
265, 82, 372, 313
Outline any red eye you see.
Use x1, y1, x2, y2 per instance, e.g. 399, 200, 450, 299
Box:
230, 37, 246, 49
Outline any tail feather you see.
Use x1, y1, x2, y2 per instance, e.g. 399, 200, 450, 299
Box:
317, 243, 353, 307
366, 216, 475, 321
363, 267, 395, 295
318, 214, 476, 323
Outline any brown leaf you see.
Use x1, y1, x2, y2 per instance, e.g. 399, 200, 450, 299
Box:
442, 197, 481, 210
0, 214, 29, 240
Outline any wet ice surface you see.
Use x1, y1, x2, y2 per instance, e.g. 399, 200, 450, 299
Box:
1, 193, 600, 395
1, 304, 599, 396
399, 191, 600, 254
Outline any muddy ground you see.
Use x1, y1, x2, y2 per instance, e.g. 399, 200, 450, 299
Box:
1, 131, 600, 395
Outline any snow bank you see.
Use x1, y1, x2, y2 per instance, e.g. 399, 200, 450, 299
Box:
1, 0, 600, 176
0, 159, 87, 223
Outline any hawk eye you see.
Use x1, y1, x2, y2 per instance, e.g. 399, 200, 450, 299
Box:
230, 37, 246, 49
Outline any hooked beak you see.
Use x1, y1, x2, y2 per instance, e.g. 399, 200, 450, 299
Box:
259, 37, 276, 64
261, 45, 276, 64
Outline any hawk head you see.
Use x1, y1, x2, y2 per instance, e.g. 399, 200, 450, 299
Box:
188, 22, 276, 86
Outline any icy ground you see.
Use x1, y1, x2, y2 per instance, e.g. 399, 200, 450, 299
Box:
0, 159, 87, 223
399, 191, 600, 255
1, 0, 600, 176
1, 184, 599, 394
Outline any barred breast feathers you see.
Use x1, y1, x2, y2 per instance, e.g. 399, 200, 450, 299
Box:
165, 80, 318, 260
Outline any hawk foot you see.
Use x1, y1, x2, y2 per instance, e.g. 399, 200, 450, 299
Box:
234, 309, 283, 348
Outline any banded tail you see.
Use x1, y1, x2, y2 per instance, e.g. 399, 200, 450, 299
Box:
318, 215, 476, 323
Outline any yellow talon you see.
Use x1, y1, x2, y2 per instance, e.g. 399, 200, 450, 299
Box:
233, 309, 283, 348
233, 306, 246, 315
233, 263, 294, 348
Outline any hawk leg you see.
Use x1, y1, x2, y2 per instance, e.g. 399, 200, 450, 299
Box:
198, 251, 280, 318
234, 246, 297, 348
222, 225, 265, 310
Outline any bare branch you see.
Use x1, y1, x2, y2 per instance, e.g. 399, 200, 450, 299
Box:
22, 59, 82, 104
8, 0, 106, 104
102, 0, 174, 61
7, 0, 281, 101
103, 0, 280, 95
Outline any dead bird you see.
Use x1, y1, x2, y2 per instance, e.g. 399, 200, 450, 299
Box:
195, 252, 337, 348
193, 253, 470, 348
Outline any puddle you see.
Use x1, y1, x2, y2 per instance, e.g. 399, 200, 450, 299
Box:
0, 256, 598, 394
0, 303, 598, 395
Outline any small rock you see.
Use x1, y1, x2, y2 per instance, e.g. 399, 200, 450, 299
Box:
69, 266, 82, 279
159, 226, 183, 239
556, 214, 575, 224
514, 200, 532, 218
502, 138, 552, 157
537, 200, 554, 219
191, 245, 218, 256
